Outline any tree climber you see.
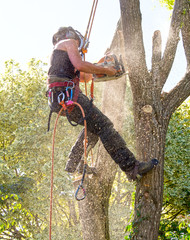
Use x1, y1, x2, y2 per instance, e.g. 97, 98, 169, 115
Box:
47, 26, 158, 181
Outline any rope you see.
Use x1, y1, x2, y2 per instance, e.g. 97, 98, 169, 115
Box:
82, 0, 99, 52
49, 101, 88, 240
80, 0, 97, 178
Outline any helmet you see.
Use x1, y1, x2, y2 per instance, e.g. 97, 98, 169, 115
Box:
52, 26, 89, 52
52, 26, 80, 45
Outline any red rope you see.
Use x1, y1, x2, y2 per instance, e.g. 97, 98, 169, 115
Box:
49, 102, 87, 240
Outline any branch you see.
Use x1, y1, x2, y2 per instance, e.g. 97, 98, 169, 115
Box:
181, 3, 190, 68
162, 70, 190, 118
151, 30, 162, 89
160, 0, 186, 88
119, 0, 149, 85
167, 209, 183, 222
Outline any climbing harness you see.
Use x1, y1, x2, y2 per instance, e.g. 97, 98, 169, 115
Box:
47, 77, 80, 131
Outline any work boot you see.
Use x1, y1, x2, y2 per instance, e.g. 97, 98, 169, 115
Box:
126, 159, 159, 181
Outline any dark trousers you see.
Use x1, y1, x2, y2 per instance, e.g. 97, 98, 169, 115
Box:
59, 92, 137, 173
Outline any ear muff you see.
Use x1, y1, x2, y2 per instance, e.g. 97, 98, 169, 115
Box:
65, 29, 77, 39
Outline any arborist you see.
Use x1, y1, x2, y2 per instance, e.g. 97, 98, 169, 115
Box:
46, 26, 158, 181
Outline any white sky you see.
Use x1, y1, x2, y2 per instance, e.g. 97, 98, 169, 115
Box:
0, 0, 187, 92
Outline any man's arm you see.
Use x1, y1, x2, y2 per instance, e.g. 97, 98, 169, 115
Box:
57, 39, 117, 76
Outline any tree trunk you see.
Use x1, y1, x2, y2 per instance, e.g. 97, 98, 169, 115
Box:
119, 0, 190, 239
68, 199, 78, 225
74, 23, 127, 240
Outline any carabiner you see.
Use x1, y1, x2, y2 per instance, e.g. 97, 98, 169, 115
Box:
57, 92, 65, 104
75, 164, 87, 201
67, 81, 75, 89
75, 184, 86, 201
66, 87, 74, 101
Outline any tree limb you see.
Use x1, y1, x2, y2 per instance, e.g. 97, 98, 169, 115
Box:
181, 3, 190, 69
151, 30, 163, 91
162, 70, 190, 118
119, 0, 149, 88
160, 0, 187, 88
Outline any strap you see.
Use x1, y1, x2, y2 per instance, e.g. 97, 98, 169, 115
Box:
47, 109, 53, 132
48, 81, 74, 88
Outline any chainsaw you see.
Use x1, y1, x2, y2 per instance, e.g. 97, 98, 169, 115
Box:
93, 54, 126, 82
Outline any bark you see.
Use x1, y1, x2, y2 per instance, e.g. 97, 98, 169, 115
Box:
74, 22, 127, 240
119, 0, 190, 239
181, 1, 190, 69
68, 199, 78, 225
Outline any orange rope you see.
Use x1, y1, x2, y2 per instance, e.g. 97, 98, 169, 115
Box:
83, 0, 98, 50
49, 106, 64, 240
87, 0, 98, 40
49, 102, 88, 240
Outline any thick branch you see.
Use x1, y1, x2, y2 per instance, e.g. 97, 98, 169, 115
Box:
119, 0, 149, 87
151, 30, 162, 89
162, 70, 190, 119
152, 31, 162, 68
181, 4, 190, 69
160, 0, 186, 88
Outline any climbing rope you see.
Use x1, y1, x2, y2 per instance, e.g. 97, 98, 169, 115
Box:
82, 0, 99, 54
81, 0, 98, 95
49, 101, 88, 240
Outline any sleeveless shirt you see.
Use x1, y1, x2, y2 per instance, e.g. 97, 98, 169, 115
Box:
48, 49, 76, 79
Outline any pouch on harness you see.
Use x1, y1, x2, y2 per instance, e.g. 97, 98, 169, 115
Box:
46, 76, 80, 131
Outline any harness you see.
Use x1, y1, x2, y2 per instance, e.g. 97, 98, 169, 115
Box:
46, 75, 81, 131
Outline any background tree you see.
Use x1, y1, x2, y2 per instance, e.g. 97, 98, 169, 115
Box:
159, 0, 175, 10
0, 60, 83, 239
159, 99, 190, 239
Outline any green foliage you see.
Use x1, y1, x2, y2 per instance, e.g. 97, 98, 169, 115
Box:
164, 99, 190, 213
0, 59, 83, 239
158, 0, 175, 10
159, 99, 190, 239
159, 218, 190, 239
0, 191, 38, 239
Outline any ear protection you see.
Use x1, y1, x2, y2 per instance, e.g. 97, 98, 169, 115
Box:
52, 26, 81, 46
65, 27, 77, 39
52, 26, 88, 53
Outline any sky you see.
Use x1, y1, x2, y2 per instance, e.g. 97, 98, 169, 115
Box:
0, 0, 187, 92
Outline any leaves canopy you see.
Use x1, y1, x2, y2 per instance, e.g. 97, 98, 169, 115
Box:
159, 99, 190, 239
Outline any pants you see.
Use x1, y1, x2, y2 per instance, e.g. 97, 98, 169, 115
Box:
50, 91, 137, 173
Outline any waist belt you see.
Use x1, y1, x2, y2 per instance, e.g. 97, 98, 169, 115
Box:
47, 75, 80, 99
48, 81, 74, 88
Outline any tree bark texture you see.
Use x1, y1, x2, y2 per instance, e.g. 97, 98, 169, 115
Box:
74, 23, 127, 240
119, 0, 190, 239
